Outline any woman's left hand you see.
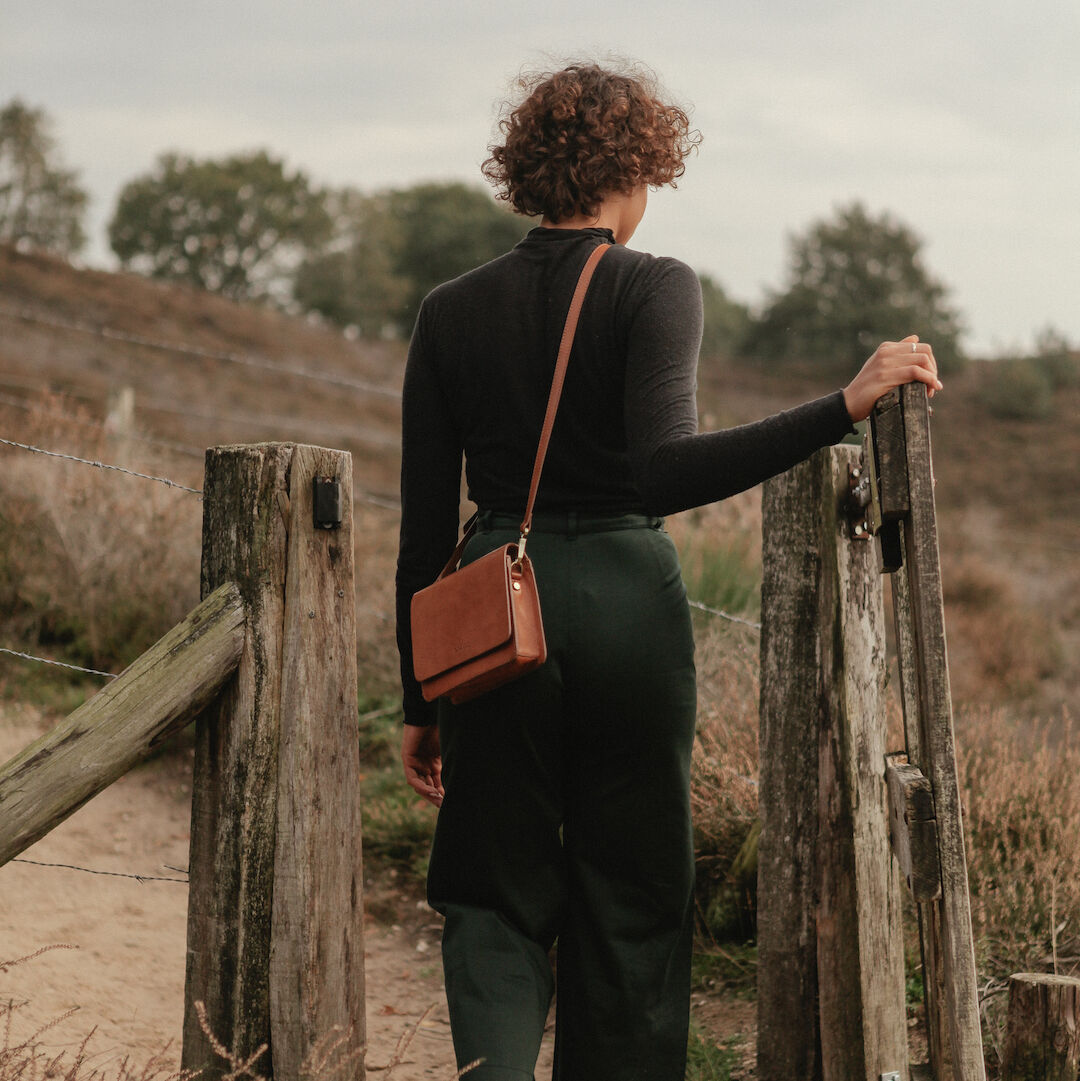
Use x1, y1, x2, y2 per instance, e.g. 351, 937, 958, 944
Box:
402, 723, 444, 807
843, 335, 942, 423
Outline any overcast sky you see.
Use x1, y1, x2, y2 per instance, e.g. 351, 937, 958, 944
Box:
3, 0, 1078, 355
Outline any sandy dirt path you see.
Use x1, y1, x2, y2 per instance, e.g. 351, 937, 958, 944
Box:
0, 701, 556, 1080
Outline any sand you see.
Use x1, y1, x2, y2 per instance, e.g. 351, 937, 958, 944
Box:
0, 700, 557, 1080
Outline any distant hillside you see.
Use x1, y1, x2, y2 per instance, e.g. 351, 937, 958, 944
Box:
0, 244, 403, 502
1, 243, 1076, 717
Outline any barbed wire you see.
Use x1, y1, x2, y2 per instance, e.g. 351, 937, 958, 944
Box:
0, 360, 401, 454
687, 599, 762, 630
0, 393, 400, 509
0, 384, 406, 497
2, 599, 747, 687
0, 302, 403, 401
0, 436, 203, 495
137, 396, 401, 450
355, 488, 400, 511
12, 857, 188, 884
0, 391, 205, 459
0, 647, 116, 679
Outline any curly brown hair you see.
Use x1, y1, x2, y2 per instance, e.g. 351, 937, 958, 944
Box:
482, 62, 700, 223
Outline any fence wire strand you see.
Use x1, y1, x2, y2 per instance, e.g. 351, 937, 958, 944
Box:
0, 390, 205, 459
0, 389, 404, 497
687, 599, 762, 630
12, 857, 188, 884
0, 302, 403, 401
0, 647, 117, 679
0, 436, 203, 495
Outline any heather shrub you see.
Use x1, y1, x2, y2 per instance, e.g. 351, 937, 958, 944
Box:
689, 619, 761, 942
674, 503, 764, 942
355, 699, 437, 886
0, 395, 200, 682
957, 709, 1080, 1065
942, 551, 1061, 704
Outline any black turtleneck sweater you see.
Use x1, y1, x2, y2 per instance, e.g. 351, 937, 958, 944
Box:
396, 227, 854, 725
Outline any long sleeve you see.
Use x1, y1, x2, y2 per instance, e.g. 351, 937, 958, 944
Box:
623, 260, 854, 515
395, 305, 463, 726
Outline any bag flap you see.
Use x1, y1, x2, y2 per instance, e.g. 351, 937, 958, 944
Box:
411, 546, 514, 682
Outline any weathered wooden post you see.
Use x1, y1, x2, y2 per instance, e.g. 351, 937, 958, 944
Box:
1000, 973, 1080, 1081
870, 383, 985, 1081
105, 385, 136, 464
758, 443, 908, 1081
182, 443, 365, 1081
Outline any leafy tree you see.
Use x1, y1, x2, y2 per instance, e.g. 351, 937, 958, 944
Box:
109, 150, 331, 303
741, 202, 965, 374
385, 182, 529, 333
0, 99, 88, 255
698, 273, 750, 361
293, 189, 409, 337
1030, 325, 1077, 390
296, 181, 529, 337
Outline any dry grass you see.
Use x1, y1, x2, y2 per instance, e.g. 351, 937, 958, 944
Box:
2, 949, 478, 1081
0, 391, 401, 702
1, 947, 191, 1081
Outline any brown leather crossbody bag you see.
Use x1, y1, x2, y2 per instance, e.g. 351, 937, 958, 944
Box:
410, 242, 611, 704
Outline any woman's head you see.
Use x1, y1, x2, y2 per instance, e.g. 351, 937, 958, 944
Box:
482, 61, 700, 223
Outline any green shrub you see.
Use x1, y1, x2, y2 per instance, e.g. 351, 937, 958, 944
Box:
356, 699, 437, 886
1031, 326, 1078, 389
979, 357, 1054, 420
685, 1023, 740, 1080
678, 534, 761, 619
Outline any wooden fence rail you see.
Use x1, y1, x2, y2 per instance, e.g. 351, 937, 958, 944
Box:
0, 582, 244, 866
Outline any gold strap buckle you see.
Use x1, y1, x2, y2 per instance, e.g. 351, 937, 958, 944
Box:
512, 526, 530, 571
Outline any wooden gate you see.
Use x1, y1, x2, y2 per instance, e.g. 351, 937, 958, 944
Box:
758, 383, 984, 1081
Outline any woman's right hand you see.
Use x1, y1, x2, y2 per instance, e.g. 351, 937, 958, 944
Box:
842, 335, 943, 423
402, 723, 444, 808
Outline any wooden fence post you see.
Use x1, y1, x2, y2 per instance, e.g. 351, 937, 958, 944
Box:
892, 382, 984, 1081
759, 444, 907, 1081
1001, 973, 1080, 1081
182, 443, 365, 1081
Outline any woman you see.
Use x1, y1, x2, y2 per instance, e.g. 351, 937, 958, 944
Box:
395, 61, 940, 1081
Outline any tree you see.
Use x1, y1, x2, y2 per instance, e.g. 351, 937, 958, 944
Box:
293, 189, 409, 338
109, 150, 331, 303
295, 181, 529, 337
385, 182, 529, 333
0, 99, 88, 255
741, 202, 965, 373
698, 273, 750, 361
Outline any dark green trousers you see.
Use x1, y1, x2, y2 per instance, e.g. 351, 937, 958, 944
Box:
427, 513, 697, 1081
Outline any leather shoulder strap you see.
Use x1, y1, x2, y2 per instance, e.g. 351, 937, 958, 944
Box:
519, 242, 611, 536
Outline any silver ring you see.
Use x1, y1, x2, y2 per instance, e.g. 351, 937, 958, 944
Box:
911, 342, 918, 353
